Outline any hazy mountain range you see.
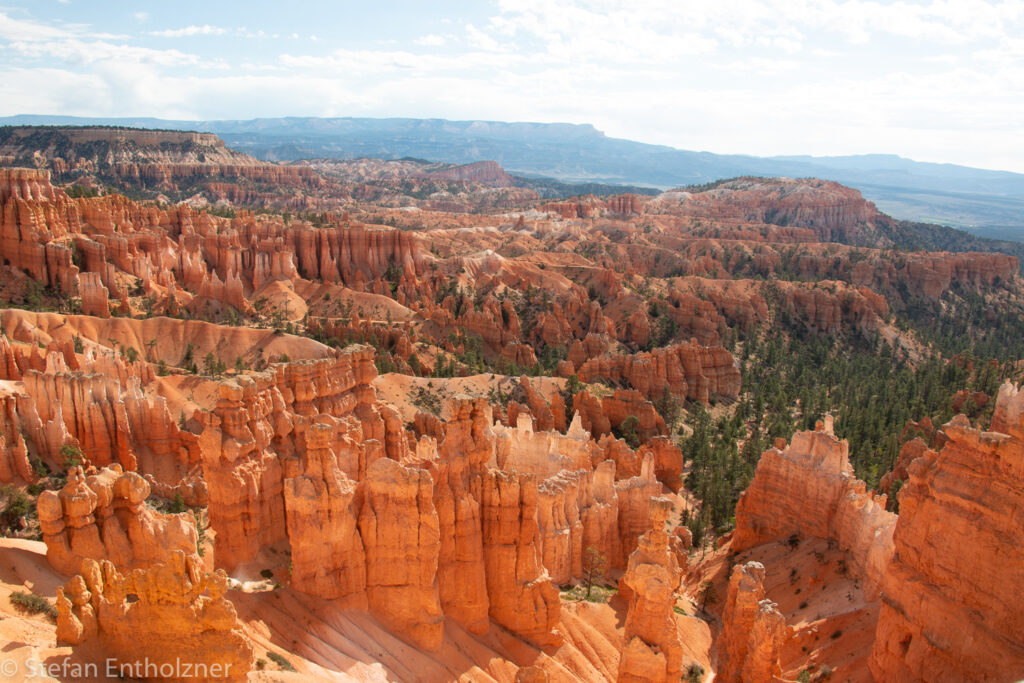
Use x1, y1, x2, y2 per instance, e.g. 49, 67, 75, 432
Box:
4, 114, 1023, 242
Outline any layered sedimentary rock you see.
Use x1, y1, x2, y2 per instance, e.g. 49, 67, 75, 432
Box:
0, 327, 207, 485
577, 341, 740, 404
199, 347, 387, 570
428, 396, 492, 634
424, 160, 514, 187
0, 391, 35, 483
572, 388, 667, 442
732, 419, 896, 595
618, 497, 682, 683
56, 550, 252, 680
613, 454, 664, 569
0, 168, 425, 318
535, 461, 620, 586
481, 469, 562, 647
359, 457, 444, 650
283, 422, 366, 603
717, 561, 787, 683
669, 177, 881, 244
778, 281, 888, 335
37, 465, 198, 575
870, 382, 1024, 682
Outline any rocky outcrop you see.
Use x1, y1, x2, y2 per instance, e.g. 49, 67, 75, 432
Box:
618, 497, 682, 683
732, 419, 896, 596
200, 348, 385, 570
900, 251, 1018, 299
672, 177, 881, 244
38, 465, 198, 576
56, 550, 252, 680
777, 281, 887, 335
359, 457, 444, 650
870, 382, 1024, 682
573, 388, 667, 442
535, 462, 620, 586
878, 437, 930, 498
717, 561, 787, 683
481, 469, 561, 647
78, 271, 111, 318
424, 160, 514, 187
429, 396, 492, 635
283, 422, 367, 603
0, 392, 35, 483
577, 341, 740, 404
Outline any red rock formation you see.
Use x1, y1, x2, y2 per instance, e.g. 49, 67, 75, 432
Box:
200, 348, 386, 570
777, 281, 887, 335
481, 469, 561, 647
637, 436, 684, 492
900, 251, 1018, 299
618, 497, 683, 683
577, 340, 740, 404
732, 418, 896, 595
870, 382, 1024, 682
359, 457, 444, 650
614, 454, 664, 569
56, 550, 252, 679
534, 461, 620, 586
37, 465, 198, 575
878, 437, 930, 498
424, 160, 514, 187
573, 388, 667, 442
605, 193, 645, 215
673, 177, 881, 244
283, 422, 367, 603
429, 396, 492, 635
717, 561, 787, 683
0, 392, 34, 483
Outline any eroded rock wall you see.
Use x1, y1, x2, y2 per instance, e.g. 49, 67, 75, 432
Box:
38, 466, 197, 576
869, 383, 1024, 682
732, 418, 896, 596
56, 550, 252, 680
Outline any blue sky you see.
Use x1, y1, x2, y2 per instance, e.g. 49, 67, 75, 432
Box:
1, 1, 1023, 172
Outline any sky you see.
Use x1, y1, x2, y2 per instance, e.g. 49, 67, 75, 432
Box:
1, 0, 1023, 172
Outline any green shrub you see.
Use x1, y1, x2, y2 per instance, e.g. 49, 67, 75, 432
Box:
1, 485, 32, 527
267, 652, 296, 672
59, 444, 83, 469
10, 591, 57, 620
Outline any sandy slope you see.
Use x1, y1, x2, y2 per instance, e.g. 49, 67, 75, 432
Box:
0, 310, 332, 368
686, 536, 877, 682
373, 373, 566, 424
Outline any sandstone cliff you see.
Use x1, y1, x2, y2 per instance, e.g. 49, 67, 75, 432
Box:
618, 497, 682, 683
732, 419, 896, 596
717, 561, 787, 683
870, 382, 1024, 682
577, 340, 741, 404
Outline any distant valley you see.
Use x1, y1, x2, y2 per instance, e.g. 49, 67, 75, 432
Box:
5, 114, 1023, 243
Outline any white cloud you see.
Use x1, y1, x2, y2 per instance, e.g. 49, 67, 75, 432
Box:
0, 12, 76, 41
2, 1, 1024, 171
414, 34, 446, 47
150, 24, 229, 38
6, 38, 201, 67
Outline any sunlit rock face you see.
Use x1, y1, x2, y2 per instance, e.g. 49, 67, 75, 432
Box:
870, 383, 1024, 682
